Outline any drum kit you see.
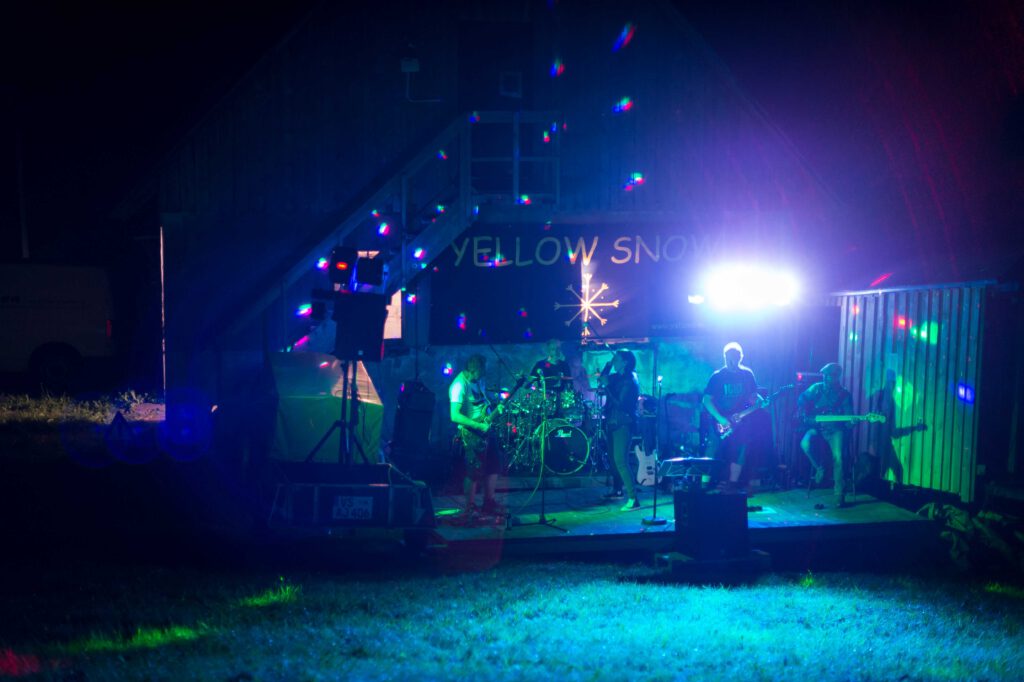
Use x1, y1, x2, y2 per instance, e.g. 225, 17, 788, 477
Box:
494, 377, 602, 476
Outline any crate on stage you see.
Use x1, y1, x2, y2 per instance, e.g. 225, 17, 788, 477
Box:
268, 463, 435, 530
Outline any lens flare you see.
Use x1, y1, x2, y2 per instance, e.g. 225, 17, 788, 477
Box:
613, 22, 636, 51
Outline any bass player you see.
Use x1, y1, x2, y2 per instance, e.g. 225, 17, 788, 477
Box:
449, 354, 505, 516
702, 342, 767, 491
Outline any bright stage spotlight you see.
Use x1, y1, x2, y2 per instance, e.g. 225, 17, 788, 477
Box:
701, 265, 799, 310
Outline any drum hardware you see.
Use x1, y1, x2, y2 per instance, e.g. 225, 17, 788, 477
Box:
505, 374, 568, 533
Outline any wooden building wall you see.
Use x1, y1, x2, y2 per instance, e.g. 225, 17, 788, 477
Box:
835, 283, 988, 502
146, 0, 843, 421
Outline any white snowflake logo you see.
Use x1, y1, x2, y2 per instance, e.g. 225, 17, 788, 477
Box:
554, 272, 620, 336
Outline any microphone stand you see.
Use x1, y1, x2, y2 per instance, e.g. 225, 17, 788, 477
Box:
507, 373, 566, 532
642, 376, 667, 526
583, 322, 616, 490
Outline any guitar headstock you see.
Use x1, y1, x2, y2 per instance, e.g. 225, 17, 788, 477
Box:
865, 412, 887, 424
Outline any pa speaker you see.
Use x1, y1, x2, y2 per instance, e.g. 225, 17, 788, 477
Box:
674, 489, 748, 561
332, 292, 388, 361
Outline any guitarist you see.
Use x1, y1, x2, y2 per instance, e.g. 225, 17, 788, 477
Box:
449, 354, 504, 516
702, 342, 767, 491
797, 362, 854, 507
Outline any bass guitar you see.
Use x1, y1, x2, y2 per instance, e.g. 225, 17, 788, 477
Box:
715, 385, 794, 439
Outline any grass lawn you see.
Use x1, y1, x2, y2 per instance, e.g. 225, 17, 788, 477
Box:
2, 394, 1022, 680
1, 557, 1022, 681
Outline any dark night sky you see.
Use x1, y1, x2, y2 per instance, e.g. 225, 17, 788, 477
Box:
3, 0, 1022, 285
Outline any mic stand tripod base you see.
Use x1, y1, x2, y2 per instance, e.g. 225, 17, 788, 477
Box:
642, 515, 668, 526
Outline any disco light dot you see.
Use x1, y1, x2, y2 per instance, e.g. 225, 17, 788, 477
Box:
295, 303, 313, 317
293, 335, 309, 348
542, 131, 551, 143
316, 257, 329, 270
371, 209, 381, 218
524, 328, 533, 339
378, 222, 390, 235
405, 293, 417, 304
623, 171, 645, 191
613, 22, 636, 51
469, 111, 481, 123
473, 205, 480, 215
436, 204, 446, 214
413, 247, 426, 259
456, 314, 467, 331
318, 361, 330, 369
518, 194, 532, 205
437, 149, 448, 160
551, 122, 558, 132
852, 304, 861, 315
897, 316, 908, 329
550, 59, 565, 77
442, 362, 454, 377
613, 97, 633, 113
517, 308, 528, 318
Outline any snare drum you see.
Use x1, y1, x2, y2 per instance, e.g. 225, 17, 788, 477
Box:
533, 419, 590, 475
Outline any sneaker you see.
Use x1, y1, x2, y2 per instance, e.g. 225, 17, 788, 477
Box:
620, 498, 640, 512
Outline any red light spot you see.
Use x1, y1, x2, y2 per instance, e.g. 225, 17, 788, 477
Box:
870, 272, 893, 287
336, 262, 349, 270
852, 304, 860, 315
0, 649, 43, 676
897, 316, 908, 328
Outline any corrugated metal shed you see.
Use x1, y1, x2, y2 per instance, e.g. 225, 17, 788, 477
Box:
833, 282, 992, 502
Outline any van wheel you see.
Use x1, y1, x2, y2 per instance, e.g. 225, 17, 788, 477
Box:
30, 345, 82, 393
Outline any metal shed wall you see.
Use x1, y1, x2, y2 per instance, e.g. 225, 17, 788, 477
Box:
835, 283, 988, 502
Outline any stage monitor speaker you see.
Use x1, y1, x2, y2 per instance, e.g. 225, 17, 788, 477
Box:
673, 488, 748, 561
332, 292, 388, 361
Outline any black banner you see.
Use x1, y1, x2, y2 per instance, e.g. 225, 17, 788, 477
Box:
429, 223, 726, 344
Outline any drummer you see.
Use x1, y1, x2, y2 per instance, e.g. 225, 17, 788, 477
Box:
529, 339, 574, 393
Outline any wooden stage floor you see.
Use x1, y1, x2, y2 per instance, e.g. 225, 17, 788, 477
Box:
430, 477, 937, 567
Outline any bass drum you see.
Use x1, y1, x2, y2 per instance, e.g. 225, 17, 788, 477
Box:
533, 419, 590, 475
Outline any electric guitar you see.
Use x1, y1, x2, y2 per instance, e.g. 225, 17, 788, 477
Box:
715, 385, 794, 439
634, 442, 662, 486
807, 412, 887, 426
459, 382, 524, 454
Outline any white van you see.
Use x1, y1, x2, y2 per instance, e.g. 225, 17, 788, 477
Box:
0, 263, 115, 388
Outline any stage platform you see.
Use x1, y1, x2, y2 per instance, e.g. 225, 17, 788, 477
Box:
430, 477, 940, 569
